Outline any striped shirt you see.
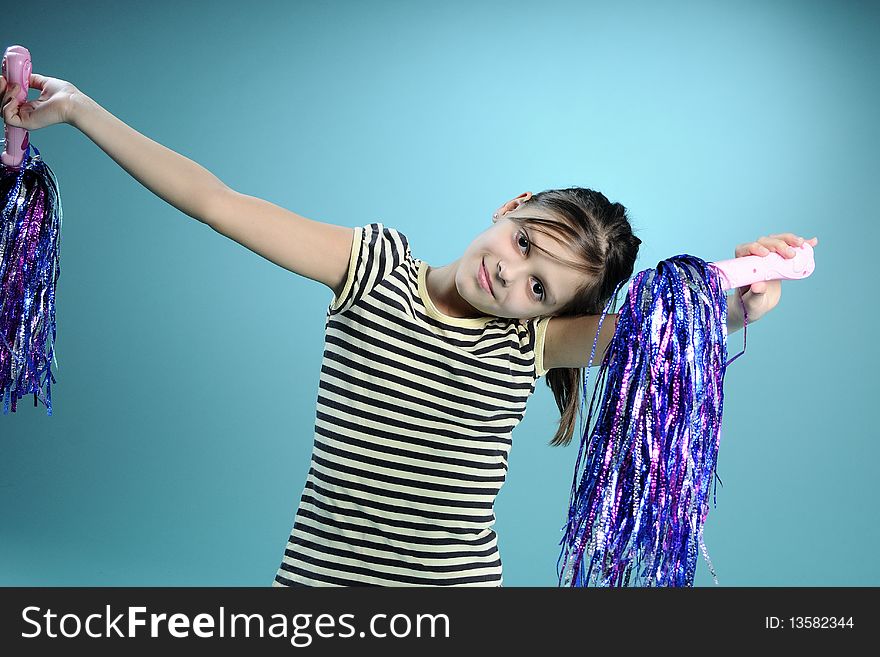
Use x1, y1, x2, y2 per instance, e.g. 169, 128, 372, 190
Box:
273, 222, 550, 587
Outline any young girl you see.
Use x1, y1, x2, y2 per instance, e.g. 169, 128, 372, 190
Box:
1, 74, 818, 587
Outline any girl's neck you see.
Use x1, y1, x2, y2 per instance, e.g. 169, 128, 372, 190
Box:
424, 261, 485, 319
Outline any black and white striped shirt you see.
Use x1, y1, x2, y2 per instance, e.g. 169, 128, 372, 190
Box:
273, 222, 550, 587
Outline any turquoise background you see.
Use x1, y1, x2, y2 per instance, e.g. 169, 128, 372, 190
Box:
1, 0, 876, 586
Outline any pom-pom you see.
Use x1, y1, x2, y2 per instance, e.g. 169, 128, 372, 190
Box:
0, 144, 63, 415
557, 254, 747, 587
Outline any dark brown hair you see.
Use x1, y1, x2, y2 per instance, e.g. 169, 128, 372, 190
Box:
506, 187, 641, 447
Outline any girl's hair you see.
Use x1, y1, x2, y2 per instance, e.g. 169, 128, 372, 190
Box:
506, 187, 641, 447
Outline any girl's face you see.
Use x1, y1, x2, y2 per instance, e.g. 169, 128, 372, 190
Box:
459, 210, 588, 322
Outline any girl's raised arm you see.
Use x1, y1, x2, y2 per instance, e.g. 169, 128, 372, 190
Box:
201, 190, 355, 295
68, 91, 228, 226
67, 88, 355, 294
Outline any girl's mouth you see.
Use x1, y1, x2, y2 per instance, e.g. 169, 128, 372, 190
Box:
479, 258, 494, 297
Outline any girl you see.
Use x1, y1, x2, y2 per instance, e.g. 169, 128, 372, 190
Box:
1, 74, 818, 587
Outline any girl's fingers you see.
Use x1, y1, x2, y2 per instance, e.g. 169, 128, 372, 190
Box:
735, 241, 769, 257
764, 235, 799, 248
741, 239, 773, 256
0, 74, 44, 93
2, 82, 19, 106
736, 234, 818, 259
758, 235, 805, 258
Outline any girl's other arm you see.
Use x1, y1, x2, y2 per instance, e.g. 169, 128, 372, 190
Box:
542, 313, 620, 371
543, 302, 746, 372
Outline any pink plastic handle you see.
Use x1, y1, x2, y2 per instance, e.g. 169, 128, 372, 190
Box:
1, 44, 32, 169
709, 242, 815, 292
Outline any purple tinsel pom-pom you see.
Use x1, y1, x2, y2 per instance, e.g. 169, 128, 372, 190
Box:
557, 254, 747, 587
0, 143, 62, 416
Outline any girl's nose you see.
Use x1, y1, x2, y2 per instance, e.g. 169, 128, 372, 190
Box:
501, 260, 531, 288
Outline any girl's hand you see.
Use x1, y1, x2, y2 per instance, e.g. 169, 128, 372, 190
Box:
733, 233, 819, 322
0, 73, 81, 130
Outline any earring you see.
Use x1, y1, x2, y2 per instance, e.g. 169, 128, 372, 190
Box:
493, 213, 498, 218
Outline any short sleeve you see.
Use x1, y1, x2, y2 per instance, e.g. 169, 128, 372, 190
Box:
531, 316, 552, 378
328, 222, 411, 316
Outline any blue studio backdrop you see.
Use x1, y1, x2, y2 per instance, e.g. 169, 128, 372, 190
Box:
1, 0, 877, 586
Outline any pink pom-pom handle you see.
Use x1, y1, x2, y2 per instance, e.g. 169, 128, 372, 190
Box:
710, 242, 815, 292
1, 44, 32, 169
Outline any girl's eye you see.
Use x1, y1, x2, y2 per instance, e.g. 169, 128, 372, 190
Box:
516, 231, 545, 302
